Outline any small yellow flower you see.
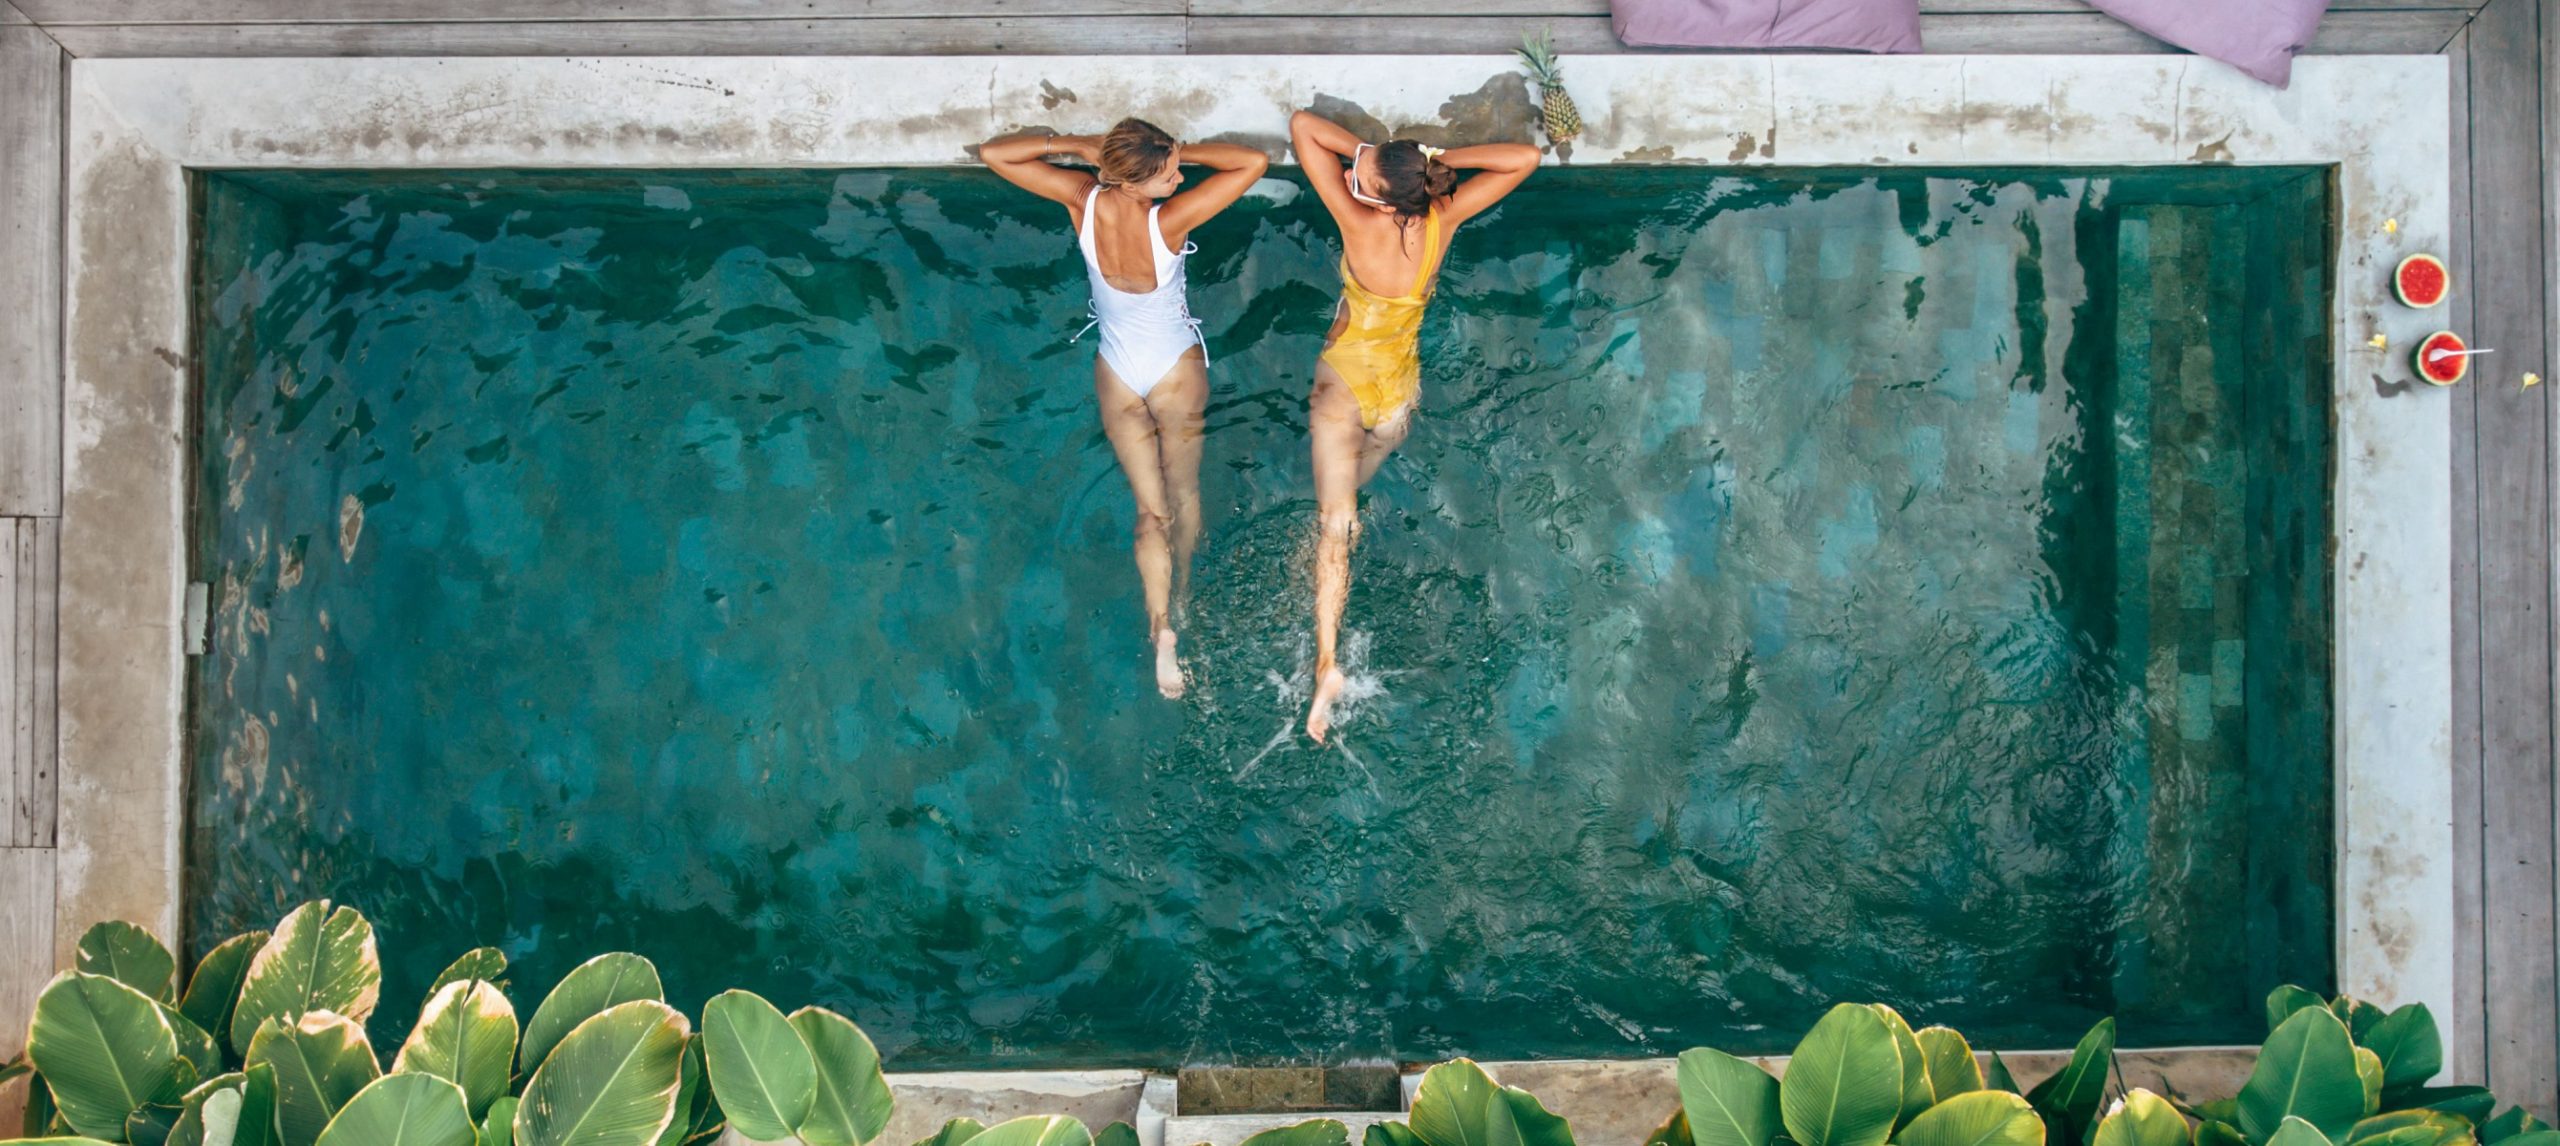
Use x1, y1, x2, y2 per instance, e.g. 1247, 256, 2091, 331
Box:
2383, 218, 2399, 234
2368, 333, 2390, 350
2526, 372, 2543, 389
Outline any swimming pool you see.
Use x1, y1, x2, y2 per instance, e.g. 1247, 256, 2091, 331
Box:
186, 163, 2333, 1067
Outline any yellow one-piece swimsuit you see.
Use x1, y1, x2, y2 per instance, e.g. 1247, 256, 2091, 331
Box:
1319, 207, 1444, 429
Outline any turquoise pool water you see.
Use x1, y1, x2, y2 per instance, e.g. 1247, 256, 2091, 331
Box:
188, 166, 2334, 1066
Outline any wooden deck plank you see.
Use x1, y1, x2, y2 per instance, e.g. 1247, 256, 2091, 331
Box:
2443, 20, 2489, 1091
0, 27, 60, 518
5, 519, 56, 850
43, 15, 1189, 54
0, 2, 27, 25
19, 0, 1182, 19
0, 846, 52, 1061
1188, 0, 2473, 15
17, 0, 2482, 19
2467, 0, 2558, 1121
1185, 11, 2461, 53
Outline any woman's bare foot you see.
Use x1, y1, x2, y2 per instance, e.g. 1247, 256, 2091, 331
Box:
1155, 630, 1186, 700
1305, 664, 1347, 743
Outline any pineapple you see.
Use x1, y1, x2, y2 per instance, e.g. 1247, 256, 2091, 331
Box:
1517, 30, 1583, 145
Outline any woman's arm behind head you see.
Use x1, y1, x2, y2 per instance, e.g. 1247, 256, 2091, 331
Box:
1437, 142, 1542, 228
980, 132, 1100, 207
1156, 141, 1273, 239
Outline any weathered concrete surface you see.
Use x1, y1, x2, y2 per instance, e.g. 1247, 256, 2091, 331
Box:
55, 70, 190, 964
51, 52, 2453, 1063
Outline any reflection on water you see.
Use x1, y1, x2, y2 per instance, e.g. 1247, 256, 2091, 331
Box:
189, 167, 2333, 1067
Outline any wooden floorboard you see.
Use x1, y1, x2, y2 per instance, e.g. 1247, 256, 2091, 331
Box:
0, 846, 52, 1060
0, 26, 59, 518
44, 15, 1189, 54
2468, 0, 2559, 1121
3, 519, 56, 851
16, 0, 2484, 18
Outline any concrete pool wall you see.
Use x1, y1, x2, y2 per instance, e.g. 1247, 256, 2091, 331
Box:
51, 51, 2448, 1136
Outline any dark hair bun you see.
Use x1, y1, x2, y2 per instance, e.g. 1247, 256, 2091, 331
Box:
1372, 140, 1452, 219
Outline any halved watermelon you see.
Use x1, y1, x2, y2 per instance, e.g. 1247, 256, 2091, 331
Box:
2395, 253, 2449, 308
2415, 330, 2468, 385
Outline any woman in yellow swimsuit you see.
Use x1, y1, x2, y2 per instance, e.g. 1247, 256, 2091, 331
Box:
1289, 110, 1540, 742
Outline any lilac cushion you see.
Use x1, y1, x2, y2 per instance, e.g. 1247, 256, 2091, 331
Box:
1611, 0, 1922, 54
2085, 0, 2331, 87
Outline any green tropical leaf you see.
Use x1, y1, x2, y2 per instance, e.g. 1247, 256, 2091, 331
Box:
165, 1071, 244, 1146
482, 1096, 520, 1146
161, 1006, 224, 1083
699, 991, 813, 1142
2383, 1087, 2490, 1124
2328, 1000, 2383, 1044
1679, 1047, 1781, 1146
650, 1040, 701, 1146
180, 935, 268, 1057
1093, 1124, 1140, 1146
26, 970, 183, 1138
2092, 1090, 2189, 1146
957, 1117, 1092, 1146
0, 1138, 120, 1144
2482, 1108, 2550, 1145
1893, 1090, 2042, 1146
2239, 1009, 2364, 1144
1647, 1109, 1697, 1146
23, 1073, 59, 1137
2194, 1103, 2240, 1126
246, 1013, 380, 1146
2498, 1134, 2560, 1146
2351, 1050, 2381, 1118
2026, 1018, 2115, 1146
393, 979, 516, 1121
787, 1008, 892, 1146
1364, 1124, 1428, 1146
2342, 1111, 2471, 1146
228, 1060, 285, 1146
314, 1073, 476, 1146
428, 951, 510, 999
230, 904, 381, 1055
1408, 1059, 1501, 1146
915, 1119, 988, 1146
78, 923, 178, 1003
2358, 1008, 2440, 1092
1495, 1087, 1575, 1146
1782, 1004, 1906, 1146
1984, 1055, 2021, 1096
521, 956, 663, 1081
1916, 1028, 1983, 1101
2267, 1118, 2336, 1146
1872, 1006, 1932, 1129
1239, 1120, 1354, 1146
127, 1099, 184, 1146
512, 999, 686, 1146
2267, 989, 2326, 1036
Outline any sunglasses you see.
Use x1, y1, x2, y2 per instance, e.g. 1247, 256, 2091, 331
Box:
1347, 143, 1388, 207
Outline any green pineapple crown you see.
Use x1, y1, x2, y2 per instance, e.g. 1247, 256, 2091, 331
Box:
1517, 29, 1564, 86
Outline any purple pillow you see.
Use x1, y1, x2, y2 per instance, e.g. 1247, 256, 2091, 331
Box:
2085, 0, 2331, 87
1611, 0, 1922, 53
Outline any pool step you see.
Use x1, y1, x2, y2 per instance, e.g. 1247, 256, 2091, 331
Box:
1161, 1113, 1401, 1146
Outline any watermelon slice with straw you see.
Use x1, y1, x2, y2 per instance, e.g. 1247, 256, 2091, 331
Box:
2415, 331, 2468, 385
2395, 253, 2449, 308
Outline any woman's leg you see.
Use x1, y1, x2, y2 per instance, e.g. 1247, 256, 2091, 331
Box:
1305, 362, 1377, 743
1094, 358, 1185, 698
1145, 348, 1210, 611
1355, 404, 1413, 487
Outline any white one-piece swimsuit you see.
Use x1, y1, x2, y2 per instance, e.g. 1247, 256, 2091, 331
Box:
1076, 184, 1207, 397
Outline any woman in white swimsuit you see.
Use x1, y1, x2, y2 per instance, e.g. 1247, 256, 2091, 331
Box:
983, 119, 1269, 698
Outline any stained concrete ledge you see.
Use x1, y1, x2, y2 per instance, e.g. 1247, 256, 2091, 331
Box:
717, 1070, 1158, 1146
